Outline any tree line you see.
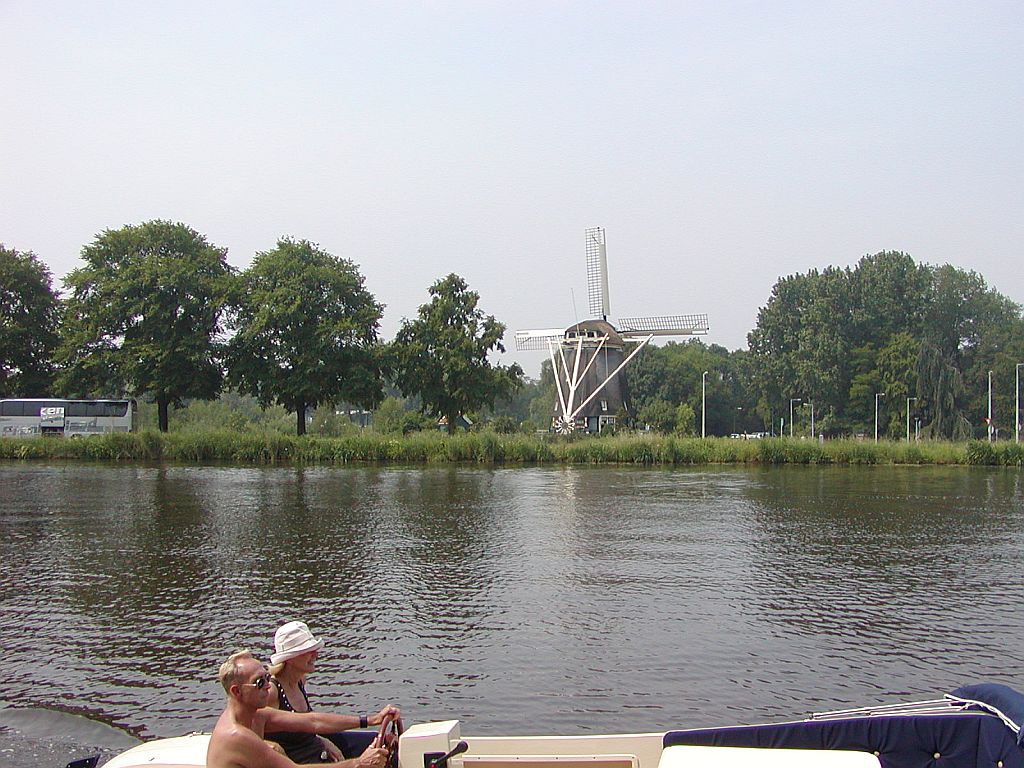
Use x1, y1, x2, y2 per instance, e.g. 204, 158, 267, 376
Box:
4, 226, 1022, 440
1, 221, 522, 433
613, 251, 1023, 440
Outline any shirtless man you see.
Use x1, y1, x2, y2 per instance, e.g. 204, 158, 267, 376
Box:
207, 650, 394, 768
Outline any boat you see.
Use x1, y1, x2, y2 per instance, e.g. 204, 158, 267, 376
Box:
80, 683, 1024, 768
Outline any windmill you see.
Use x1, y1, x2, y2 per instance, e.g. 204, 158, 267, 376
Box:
516, 227, 710, 434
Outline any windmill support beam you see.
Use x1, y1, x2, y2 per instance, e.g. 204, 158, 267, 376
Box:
548, 333, 611, 429
566, 334, 653, 421
547, 336, 577, 420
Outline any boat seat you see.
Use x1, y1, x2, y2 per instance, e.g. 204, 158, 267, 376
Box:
658, 744, 879, 767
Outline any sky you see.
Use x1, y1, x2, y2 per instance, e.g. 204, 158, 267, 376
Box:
2, 1, 1022, 378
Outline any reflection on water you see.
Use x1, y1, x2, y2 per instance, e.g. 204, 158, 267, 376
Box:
1, 463, 1023, 766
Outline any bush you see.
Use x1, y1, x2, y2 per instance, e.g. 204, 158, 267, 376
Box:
966, 440, 998, 466
489, 415, 520, 434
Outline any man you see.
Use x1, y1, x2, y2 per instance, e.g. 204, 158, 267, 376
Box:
207, 650, 395, 768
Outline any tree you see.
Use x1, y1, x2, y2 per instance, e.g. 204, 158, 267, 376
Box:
748, 252, 1023, 439
0, 245, 60, 397
371, 397, 407, 434
916, 265, 1024, 438
629, 340, 755, 436
876, 332, 920, 437
848, 251, 930, 348
916, 342, 970, 439
58, 221, 233, 431
491, 374, 546, 425
526, 359, 557, 430
225, 238, 385, 436
637, 398, 675, 433
392, 274, 523, 431
674, 402, 697, 436
749, 271, 825, 428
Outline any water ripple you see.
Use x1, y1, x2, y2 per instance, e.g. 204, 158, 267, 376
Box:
2, 464, 1024, 763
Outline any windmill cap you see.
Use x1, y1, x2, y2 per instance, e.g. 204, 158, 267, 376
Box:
271, 621, 324, 665
565, 319, 624, 345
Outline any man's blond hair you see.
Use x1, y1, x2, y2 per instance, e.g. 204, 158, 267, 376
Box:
218, 649, 256, 693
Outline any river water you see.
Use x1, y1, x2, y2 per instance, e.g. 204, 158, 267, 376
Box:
1, 463, 1023, 767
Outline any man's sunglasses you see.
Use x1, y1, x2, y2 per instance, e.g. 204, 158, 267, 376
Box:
245, 673, 272, 690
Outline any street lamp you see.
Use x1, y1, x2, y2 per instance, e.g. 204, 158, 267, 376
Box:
789, 398, 801, 438
701, 371, 709, 438
808, 402, 815, 439
906, 397, 917, 443
1016, 363, 1023, 444
734, 406, 743, 434
988, 370, 993, 443
874, 392, 885, 442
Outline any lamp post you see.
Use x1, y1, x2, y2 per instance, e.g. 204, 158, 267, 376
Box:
701, 371, 708, 438
1016, 363, 1023, 444
734, 406, 743, 435
988, 370, 993, 442
906, 397, 917, 443
874, 392, 885, 442
809, 402, 815, 439
789, 398, 801, 438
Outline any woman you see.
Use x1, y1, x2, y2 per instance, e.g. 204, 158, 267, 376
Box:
264, 621, 401, 764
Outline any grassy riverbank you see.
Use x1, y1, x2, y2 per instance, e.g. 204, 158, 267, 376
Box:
1, 430, 1022, 466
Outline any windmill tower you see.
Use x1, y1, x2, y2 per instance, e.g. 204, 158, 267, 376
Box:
516, 228, 710, 434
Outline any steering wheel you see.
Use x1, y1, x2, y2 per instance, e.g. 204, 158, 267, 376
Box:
378, 716, 404, 768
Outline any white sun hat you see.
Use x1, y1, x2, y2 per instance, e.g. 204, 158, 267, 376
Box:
271, 621, 325, 665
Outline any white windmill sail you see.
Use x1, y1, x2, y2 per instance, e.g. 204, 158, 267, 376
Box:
585, 226, 610, 320
618, 314, 710, 337
513, 328, 566, 350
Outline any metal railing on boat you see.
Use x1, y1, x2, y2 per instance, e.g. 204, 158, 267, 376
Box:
809, 698, 969, 721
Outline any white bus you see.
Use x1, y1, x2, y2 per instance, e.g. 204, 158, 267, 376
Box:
0, 398, 138, 438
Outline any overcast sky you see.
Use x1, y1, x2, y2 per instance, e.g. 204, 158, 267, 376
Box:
3, 1, 1021, 378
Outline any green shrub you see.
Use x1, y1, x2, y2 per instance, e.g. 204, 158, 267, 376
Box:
489, 415, 520, 434
965, 441, 997, 466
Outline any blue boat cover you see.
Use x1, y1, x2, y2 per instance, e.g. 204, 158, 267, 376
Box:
950, 684, 1024, 747
663, 712, 1023, 768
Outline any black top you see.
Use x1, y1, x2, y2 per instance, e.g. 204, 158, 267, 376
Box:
264, 679, 328, 764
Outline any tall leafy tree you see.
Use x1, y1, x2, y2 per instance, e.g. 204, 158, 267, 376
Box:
490, 374, 547, 427
916, 265, 1023, 438
750, 252, 1023, 439
915, 342, 969, 439
876, 332, 920, 437
637, 398, 676, 433
0, 245, 60, 397
225, 238, 385, 436
392, 274, 523, 431
848, 251, 930, 347
748, 271, 823, 426
526, 359, 558, 429
58, 221, 233, 431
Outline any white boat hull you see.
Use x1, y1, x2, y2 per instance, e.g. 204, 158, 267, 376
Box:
91, 684, 1024, 768
101, 720, 878, 768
